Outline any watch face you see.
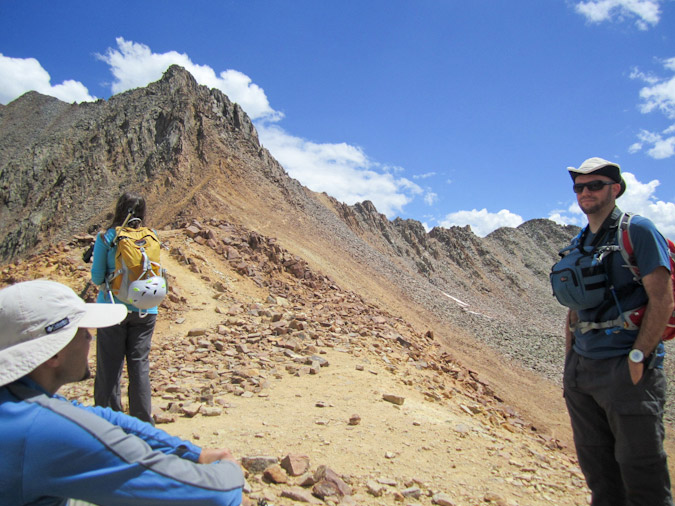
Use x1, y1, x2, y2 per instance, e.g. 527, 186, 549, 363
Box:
629, 349, 644, 363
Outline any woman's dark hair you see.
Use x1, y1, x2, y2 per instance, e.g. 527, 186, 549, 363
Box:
110, 192, 147, 228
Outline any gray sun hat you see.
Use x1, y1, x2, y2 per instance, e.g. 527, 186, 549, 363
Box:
567, 157, 626, 197
0, 280, 127, 387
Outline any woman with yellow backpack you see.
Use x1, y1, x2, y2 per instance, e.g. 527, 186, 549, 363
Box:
90, 192, 166, 424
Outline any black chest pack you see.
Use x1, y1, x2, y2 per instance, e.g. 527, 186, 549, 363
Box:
549, 209, 622, 311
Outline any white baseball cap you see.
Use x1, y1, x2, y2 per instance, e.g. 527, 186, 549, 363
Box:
0, 280, 127, 387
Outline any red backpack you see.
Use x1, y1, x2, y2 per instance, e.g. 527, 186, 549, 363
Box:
617, 213, 675, 341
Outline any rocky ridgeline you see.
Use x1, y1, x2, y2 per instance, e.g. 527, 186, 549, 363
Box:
0, 220, 588, 505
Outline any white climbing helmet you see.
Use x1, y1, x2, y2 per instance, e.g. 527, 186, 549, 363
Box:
127, 275, 167, 310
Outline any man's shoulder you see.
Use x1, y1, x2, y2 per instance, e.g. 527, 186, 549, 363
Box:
1, 383, 75, 434
623, 213, 665, 244
621, 213, 671, 273
625, 213, 657, 230
5, 382, 105, 426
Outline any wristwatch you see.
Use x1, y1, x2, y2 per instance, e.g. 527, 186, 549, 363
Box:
629, 349, 645, 364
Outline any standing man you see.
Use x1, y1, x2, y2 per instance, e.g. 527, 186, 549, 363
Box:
0, 280, 244, 506
559, 157, 674, 505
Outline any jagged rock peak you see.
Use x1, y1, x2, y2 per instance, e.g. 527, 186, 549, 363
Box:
160, 64, 200, 89
428, 224, 475, 242
353, 200, 384, 217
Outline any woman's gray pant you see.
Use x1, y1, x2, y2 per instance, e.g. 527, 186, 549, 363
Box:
94, 312, 156, 424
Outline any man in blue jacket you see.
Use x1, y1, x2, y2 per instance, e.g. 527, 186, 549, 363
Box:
0, 279, 244, 506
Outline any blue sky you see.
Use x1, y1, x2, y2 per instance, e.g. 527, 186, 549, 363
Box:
1, 1, 674, 237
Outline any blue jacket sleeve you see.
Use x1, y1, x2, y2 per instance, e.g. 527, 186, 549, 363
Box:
76, 401, 202, 460
91, 230, 113, 286
23, 396, 244, 506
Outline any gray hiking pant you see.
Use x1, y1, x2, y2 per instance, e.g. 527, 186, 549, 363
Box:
563, 349, 672, 506
94, 312, 156, 424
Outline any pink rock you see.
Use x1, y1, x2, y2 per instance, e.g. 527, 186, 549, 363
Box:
280, 454, 311, 476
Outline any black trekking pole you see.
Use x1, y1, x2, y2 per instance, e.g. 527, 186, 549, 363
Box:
82, 242, 95, 263
79, 280, 93, 299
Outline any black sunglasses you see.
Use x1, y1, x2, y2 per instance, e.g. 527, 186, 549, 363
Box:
573, 180, 616, 194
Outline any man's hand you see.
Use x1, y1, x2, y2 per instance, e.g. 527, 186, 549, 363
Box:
198, 447, 236, 464
628, 360, 644, 385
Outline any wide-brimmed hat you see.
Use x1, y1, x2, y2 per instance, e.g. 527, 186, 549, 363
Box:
567, 157, 626, 197
0, 280, 127, 387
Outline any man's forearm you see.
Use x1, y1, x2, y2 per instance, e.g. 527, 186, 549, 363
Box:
634, 296, 673, 355
633, 266, 674, 356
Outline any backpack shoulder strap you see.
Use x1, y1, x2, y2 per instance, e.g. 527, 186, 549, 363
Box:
579, 207, 622, 250
558, 229, 584, 256
99, 228, 117, 249
616, 212, 641, 282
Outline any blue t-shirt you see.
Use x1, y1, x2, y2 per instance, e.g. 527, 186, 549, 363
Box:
90, 228, 159, 314
573, 211, 671, 360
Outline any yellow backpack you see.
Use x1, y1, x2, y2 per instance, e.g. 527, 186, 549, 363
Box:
106, 226, 164, 306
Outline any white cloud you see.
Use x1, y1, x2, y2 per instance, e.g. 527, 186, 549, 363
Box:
629, 128, 675, 159
413, 172, 437, 180
630, 67, 660, 85
438, 208, 524, 237
634, 59, 675, 119
549, 200, 585, 227
97, 38, 282, 121
0, 54, 95, 104
630, 58, 675, 159
424, 191, 438, 206
553, 171, 675, 238
574, 0, 662, 30
628, 141, 643, 153
257, 123, 423, 218
548, 211, 583, 227
618, 172, 675, 237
